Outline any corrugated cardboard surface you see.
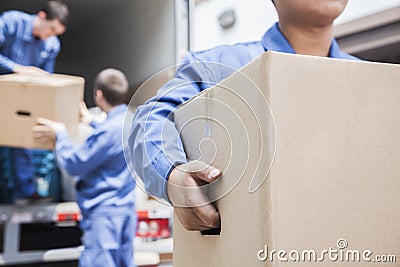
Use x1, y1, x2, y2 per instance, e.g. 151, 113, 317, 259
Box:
173, 52, 400, 266
0, 74, 84, 149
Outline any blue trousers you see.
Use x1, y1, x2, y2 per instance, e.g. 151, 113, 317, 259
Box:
79, 212, 137, 267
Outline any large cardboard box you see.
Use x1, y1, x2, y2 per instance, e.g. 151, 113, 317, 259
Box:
173, 52, 400, 266
0, 74, 84, 149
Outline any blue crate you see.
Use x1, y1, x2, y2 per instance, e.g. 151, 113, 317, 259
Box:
0, 148, 61, 203
31, 149, 61, 201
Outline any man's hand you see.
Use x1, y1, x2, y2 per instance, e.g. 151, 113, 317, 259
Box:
13, 64, 48, 76
32, 118, 66, 143
79, 101, 94, 124
167, 160, 222, 231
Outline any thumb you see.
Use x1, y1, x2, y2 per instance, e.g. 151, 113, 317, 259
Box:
79, 101, 87, 112
182, 160, 222, 183
36, 117, 53, 126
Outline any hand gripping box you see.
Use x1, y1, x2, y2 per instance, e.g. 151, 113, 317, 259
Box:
173, 52, 400, 266
0, 74, 84, 149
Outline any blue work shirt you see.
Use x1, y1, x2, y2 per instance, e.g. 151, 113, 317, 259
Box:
56, 104, 135, 214
129, 22, 360, 202
0, 10, 60, 74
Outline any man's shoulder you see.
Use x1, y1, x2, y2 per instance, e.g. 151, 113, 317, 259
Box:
175, 41, 265, 84
1, 10, 30, 21
97, 111, 126, 132
190, 40, 264, 62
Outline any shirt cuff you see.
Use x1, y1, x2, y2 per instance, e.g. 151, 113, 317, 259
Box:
153, 150, 187, 203
89, 120, 100, 129
8, 62, 16, 73
55, 129, 69, 142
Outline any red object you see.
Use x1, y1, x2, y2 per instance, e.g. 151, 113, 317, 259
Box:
57, 212, 80, 221
137, 210, 149, 220
136, 217, 170, 238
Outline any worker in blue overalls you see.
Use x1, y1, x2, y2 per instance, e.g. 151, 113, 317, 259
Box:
33, 68, 136, 267
129, 0, 361, 231
0, 1, 69, 199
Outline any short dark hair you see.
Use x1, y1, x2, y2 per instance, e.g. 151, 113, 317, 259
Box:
94, 68, 129, 106
42, 1, 70, 27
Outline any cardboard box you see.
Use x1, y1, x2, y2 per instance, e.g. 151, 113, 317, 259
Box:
173, 52, 400, 266
0, 74, 84, 149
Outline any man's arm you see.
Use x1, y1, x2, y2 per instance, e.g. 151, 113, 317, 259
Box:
0, 11, 48, 75
33, 118, 113, 176
0, 11, 18, 73
129, 52, 230, 230
55, 130, 114, 176
129, 52, 210, 201
130, 47, 242, 200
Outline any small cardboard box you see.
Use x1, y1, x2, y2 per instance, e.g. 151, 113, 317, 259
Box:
173, 52, 400, 266
0, 74, 84, 149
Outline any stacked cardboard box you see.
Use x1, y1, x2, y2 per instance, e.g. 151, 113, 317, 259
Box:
0, 74, 84, 149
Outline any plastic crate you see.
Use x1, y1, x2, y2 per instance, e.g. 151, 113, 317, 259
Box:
31, 149, 61, 201
0, 147, 61, 203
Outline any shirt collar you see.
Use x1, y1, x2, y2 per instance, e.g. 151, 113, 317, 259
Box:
22, 15, 36, 42
107, 104, 127, 119
261, 22, 296, 54
261, 22, 342, 58
328, 39, 343, 58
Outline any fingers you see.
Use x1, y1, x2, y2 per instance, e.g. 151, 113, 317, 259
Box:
168, 161, 222, 207
80, 101, 88, 109
14, 65, 49, 76
32, 125, 54, 143
35, 117, 65, 133
36, 117, 53, 126
32, 125, 51, 133
27, 66, 48, 76
175, 206, 220, 231
79, 102, 87, 114
34, 67, 49, 76
168, 160, 223, 231
173, 187, 221, 230
34, 135, 53, 143
79, 102, 93, 123
192, 203, 221, 229
174, 207, 208, 231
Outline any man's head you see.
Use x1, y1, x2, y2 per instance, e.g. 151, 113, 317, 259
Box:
93, 68, 129, 110
272, 0, 348, 27
33, 1, 69, 40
